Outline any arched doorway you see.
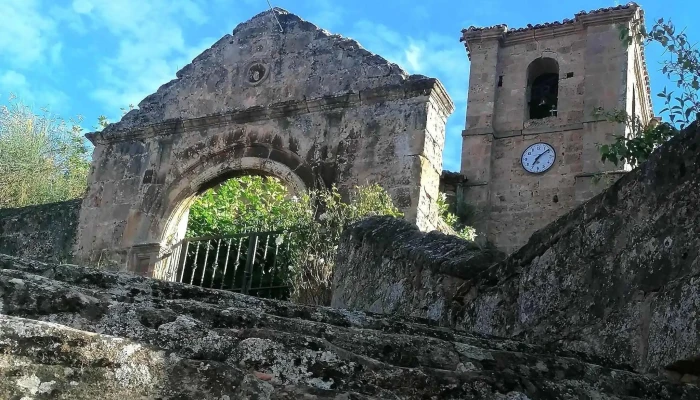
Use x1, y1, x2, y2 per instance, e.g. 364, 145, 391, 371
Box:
158, 156, 308, 250
152, 157, 309, 299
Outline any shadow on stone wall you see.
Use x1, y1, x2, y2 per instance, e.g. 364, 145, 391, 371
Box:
0, 199, 81, 263
333, 123, 700, 376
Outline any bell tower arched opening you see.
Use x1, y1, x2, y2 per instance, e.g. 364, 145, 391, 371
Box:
527, 57, 560, 120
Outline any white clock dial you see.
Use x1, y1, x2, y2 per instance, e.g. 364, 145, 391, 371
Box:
521, 142, 556, 174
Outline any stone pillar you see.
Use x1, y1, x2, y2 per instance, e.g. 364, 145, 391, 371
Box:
415, 99, 452, 231
580, 18, 629, 174
460, 28, 503, 242
574, 16, 631, 203
127, 243, 166, 277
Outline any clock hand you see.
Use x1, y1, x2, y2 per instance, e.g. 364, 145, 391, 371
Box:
533, 148, 550, 164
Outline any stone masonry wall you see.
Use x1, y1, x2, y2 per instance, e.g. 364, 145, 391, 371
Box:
75, 9, 453, 271
333, 122, 700, 375
0, 199, 81, 263
460, 5, 649, 253
332, 217, 505, 319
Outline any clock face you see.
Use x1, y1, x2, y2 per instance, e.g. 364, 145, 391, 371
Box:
521, 142, 556, 174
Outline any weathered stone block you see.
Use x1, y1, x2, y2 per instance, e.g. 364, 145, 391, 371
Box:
1, 254, 698, 399
0, 200, 81, 263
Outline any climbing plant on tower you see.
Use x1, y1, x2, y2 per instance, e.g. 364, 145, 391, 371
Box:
598, 18, 699, 168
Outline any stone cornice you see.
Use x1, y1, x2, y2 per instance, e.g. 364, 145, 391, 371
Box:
500, 25, 582, 46
463, 122, 584, 138
426, 78, 455, 117
86, 78, 454, 145
460, 3, 641, 54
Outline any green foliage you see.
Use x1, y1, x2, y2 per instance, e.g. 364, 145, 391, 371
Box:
601, 18, 699, 168
186, 177, 402, 305
594, 108, 678, 167
437, 193, 458, 227
0, 95, 90, 209
186, 175, 301, 237
436, 192, 477, 241
287, 183, 403, 305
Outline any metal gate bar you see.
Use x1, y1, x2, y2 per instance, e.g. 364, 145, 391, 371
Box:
165, 230, 294, 300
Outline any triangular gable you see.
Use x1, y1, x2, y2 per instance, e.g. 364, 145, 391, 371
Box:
103, 8, 433, 134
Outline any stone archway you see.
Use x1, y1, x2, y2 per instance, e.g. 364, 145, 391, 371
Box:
151, 152, 309, 281
74, 8, 454, 274
159, 153, 309, 248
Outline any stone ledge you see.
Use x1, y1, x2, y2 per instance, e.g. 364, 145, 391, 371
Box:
462, 127, 494, 137
87, 78, 453, 145
521, 122, 584, 136
575, 170, 628, 179
464, 181, 488, 187
464, 122, 584, 139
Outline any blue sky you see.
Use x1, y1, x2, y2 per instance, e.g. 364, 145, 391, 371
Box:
0, 0, 695, 171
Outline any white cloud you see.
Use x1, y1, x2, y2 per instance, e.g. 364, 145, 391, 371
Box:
350, 20, 469, 105
303, 0, 344, 30
0, 70, 69, 111
50, 43, 64, 66
404, 43, 423, 71
60, 0, 220, 113
0, 0, 60, 69
0, 71, 27, 90
72, 0, 94, 14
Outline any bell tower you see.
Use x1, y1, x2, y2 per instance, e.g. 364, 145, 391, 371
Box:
459, 3, 653, 253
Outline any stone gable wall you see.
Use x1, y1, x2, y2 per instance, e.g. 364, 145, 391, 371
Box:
75, 9, 453, 271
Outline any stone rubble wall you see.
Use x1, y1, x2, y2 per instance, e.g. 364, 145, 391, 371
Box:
333, 123, 700, 375
1, 253, 699, 399
0, 199, 81, 263
332, 217, 505, 319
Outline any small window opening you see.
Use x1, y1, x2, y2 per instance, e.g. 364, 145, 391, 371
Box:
566, 72, 574, 78
498, 75, 503, 87
526, 57, 559, 120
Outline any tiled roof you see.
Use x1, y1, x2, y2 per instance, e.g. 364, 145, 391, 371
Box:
461, 3, 638, 35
